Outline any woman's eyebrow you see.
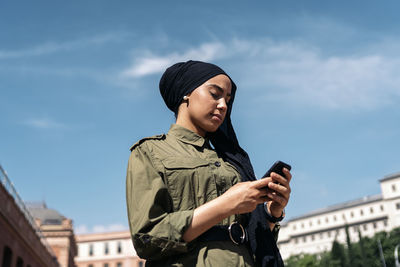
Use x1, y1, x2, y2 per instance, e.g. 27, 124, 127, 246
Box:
207, 84, 231, 96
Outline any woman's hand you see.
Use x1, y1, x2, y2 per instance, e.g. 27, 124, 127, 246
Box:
265, 168, 292, 219
182, 178, 271, 242
182, 172, 291, 242
220, 178, 272, 215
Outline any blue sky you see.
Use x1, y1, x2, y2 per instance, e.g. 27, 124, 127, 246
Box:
1, 1, 400, 234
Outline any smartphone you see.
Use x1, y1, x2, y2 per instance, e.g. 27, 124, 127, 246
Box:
263, 160, 292, 179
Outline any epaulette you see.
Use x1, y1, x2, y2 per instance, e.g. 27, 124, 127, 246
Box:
130, 134, 166, 151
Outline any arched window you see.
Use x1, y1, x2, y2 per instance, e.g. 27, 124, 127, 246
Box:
2, 246, 13, 267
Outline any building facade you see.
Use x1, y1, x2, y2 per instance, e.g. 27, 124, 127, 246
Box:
27, 202, 78, 267
278, 172, 400, 260
0, 165, 59, 267
75, 231, 145, 267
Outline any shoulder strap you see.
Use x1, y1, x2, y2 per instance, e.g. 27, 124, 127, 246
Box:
130, 134, 166, 151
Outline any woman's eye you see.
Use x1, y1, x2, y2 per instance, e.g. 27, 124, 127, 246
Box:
210, 92, 219, 99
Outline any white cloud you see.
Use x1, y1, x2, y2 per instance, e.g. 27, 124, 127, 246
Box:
233, 39, 400, 110
0, 32, 126, 59
121, 38, 400, 111
24, 118, 66, 129
121, 42, 225, 78
75, 224, 89, 234
75, 223, 128, 234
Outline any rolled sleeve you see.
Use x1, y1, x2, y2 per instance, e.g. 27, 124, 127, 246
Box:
126, 143, 194, 260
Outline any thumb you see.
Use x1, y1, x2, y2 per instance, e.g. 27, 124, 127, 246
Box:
253, 178, 271, 189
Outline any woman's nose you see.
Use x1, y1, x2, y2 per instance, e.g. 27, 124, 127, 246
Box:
217, 98, 228, 110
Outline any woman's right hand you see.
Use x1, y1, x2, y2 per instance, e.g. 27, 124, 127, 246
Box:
221, 178, 272, 215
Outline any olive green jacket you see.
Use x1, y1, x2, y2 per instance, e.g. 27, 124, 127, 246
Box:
126, 124, 275, 266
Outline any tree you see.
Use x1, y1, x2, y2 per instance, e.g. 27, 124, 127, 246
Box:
284, 227, 400, 267
345, 225, 355, 267
357, 227, 368, 267
286, 254, 319, 267
331, 240, 347, 267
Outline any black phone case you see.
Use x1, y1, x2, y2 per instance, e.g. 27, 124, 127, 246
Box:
263, 160, 291, 178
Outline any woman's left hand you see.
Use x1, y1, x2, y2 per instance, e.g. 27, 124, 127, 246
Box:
266, 168, 292, 219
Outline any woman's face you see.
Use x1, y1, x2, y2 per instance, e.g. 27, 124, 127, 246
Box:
177, 74, 232, 137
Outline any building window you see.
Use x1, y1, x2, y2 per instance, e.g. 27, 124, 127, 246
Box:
392, 184, 397, 192
292, 225, 296, 230
317, 219, 321, 225
116, 263, 122, 267
342, 214, 346, 220
2, 246, 13, 267
104, 242, 109, 255
327, 231, 331, 238
309, 221, 313, 227
370, 207, 374, 213
360, 209, 364, 216
325, 217, 329, 223
104, 264, 109, 267
384, 220, 388, 227
16, 257, 24, 267
294, 238, 298, 244
380, 205, 384, 211
333, 215, 337, 221
319, 233, 323, 239
311, 235, 315, 241
350, 211, 354, 218
89, 244, 94, 256
373, 222, 377, 229
301, 223, 304, 228
396, 202, 400, 210
363, 224, 368, 231
117, 241, 122, 253
302, 236, 306, 243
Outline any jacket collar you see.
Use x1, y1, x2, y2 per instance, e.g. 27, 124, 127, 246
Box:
168, 124, 208, 148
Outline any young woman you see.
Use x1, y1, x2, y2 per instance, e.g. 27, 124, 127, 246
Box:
126, 60, 292, 267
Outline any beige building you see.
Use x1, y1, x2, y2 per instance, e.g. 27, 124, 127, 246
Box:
27, 202, 77, 267
278, 172, 400, 260
75, 231, 144, 267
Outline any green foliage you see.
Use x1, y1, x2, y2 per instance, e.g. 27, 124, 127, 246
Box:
286, 254, 319, 267
284, 226, 400, 267
331, 241, 347, 267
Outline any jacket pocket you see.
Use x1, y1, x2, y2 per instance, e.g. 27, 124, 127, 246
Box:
161, 157, 209, 211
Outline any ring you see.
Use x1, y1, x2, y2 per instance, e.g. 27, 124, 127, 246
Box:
228, 222, 246, 245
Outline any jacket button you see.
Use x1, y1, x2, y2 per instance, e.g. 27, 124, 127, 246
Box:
214, 161, 221, 167
141, 235, 151, 243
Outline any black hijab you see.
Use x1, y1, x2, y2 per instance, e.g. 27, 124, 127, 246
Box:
160, 60, 284, 267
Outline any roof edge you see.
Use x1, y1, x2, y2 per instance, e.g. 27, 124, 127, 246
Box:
380, 172, 400, 182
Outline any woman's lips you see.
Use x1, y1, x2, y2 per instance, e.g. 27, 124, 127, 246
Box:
211, 114, 223, 122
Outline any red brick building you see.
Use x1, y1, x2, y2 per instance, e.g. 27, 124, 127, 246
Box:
0, 165, 59, 267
